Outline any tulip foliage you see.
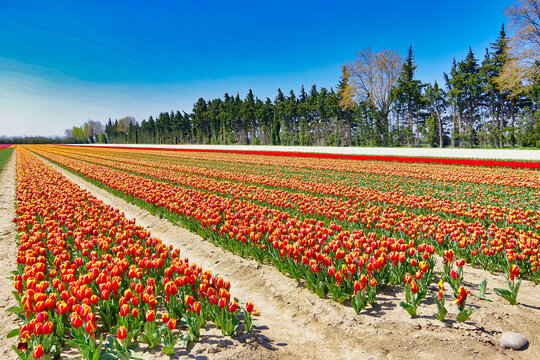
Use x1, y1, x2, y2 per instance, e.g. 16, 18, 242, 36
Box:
28, 145, 540, 321
10, 147, 256, 359
0, 145, 14, 171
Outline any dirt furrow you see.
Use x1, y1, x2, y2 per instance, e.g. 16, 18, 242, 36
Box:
0, 149, 20, 360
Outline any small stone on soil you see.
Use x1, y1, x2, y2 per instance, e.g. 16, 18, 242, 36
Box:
499, 332, 528, 350
208, 347, 222, 354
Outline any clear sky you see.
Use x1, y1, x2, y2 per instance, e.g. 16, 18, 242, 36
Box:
0, 0, 512, 137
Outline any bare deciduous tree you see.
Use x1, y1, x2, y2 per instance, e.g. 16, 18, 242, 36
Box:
497, 0, 540, 94
117, 116, 137, 133
344, 48, 403, 144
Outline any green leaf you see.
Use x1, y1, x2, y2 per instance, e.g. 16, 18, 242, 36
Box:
399, 301, 412, 310
494, 287, 512, 297
99, 353, 118, 360
456, 308, 474, 323
6, 306, 22, 313
479, 279, 487, 294
314, 285, 325, 298
399, 301, 417, 318
494, 287, 516, 304
433, 306, 447, 321
179, 332, 190, 349
470, 293, 493, 302
163, 346, 175, 355
6, 328, 20, 339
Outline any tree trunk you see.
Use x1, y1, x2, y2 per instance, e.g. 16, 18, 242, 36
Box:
437, 111, 443, 148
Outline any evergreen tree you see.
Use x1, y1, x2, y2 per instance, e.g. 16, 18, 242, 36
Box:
272, 89, 285, 145
392, 46, 424, 145
481, 25, 511, 147
445, 59, 465, 146
457, 48, 482, 147
425, 82, 447, 148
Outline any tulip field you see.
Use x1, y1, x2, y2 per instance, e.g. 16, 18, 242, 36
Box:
6, 144, 540, 359
10, 147, 256, 359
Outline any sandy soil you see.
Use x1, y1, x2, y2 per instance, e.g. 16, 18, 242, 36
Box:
15, 151, 535, 360
0, 149, 20, 360
63, 144, 540, 161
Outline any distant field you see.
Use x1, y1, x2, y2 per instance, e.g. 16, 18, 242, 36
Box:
66, 144, 540, 161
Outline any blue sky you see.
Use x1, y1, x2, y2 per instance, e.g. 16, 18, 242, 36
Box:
0, 0, 511, 137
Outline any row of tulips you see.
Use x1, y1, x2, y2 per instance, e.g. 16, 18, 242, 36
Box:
11, 147, 255, 360
43, 146, 540, 231
33, 146, 540, 284
28, 146, 536, 323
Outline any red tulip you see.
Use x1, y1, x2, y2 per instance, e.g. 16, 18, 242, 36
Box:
510, 264, 520, 280
328, 267, 336, 277
145, 309, 155, 322
228, 301, 238, 313
184, 295, 194, 307
162, 313, 170, 323
117, 326, 127, 340
85, 320, 97, 334
410, 281, 418, 294
218, 297, 227, 309
70, 313, 83, 328
42, 321, 53, 335
119, 304, 130, 317
32, 344, 44, 359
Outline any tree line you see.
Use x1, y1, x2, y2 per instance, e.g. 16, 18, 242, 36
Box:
62, 2, 538, 148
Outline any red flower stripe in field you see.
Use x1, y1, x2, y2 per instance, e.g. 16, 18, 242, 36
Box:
63, 144, 540, 169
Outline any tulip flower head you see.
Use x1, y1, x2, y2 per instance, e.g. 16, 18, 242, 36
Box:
117, 326, 127, 340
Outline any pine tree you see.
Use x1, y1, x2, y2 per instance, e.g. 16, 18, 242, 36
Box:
425, 82, 447, 148
272, 89, 285, 145
336, 65, 355, 146
480, 25, 511, 147
392, 46, 424, 145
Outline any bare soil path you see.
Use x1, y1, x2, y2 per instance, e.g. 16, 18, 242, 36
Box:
0, 149, 20, 360
25, 152, 540, 360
